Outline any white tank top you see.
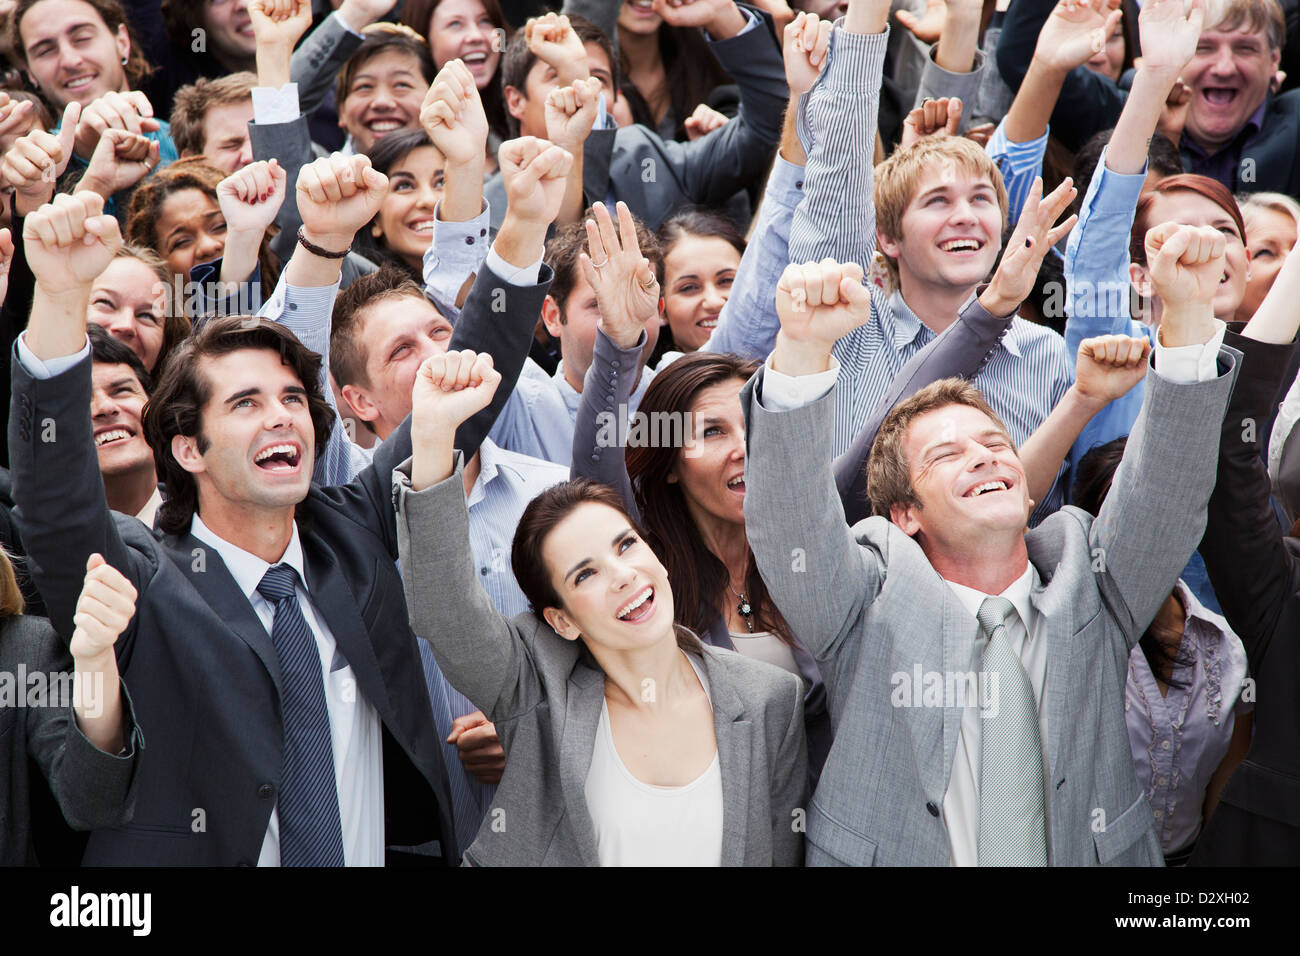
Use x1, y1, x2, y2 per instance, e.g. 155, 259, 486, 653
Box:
583, 656, 724, 866
728, 630, 802, 678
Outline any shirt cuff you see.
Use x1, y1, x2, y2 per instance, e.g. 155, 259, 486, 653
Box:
767, 154, 806, 204
486, 244, 541, 286
333, 8, 367, 38
706, 7, 758, 41
1153, 319, 1228, 384
759, 355, 840, 410
17, 331, 89, 379
252, 83, 301, 125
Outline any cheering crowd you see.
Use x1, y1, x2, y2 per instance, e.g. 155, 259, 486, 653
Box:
0, 0, 1295, 867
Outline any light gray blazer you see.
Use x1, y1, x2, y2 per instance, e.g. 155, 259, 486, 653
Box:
741, 353, 1238, 866
394, 458, 808, 866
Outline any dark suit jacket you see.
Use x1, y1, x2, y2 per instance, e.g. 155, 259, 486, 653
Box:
484, 9, 787, 231
1, 614, 142, 864
8, 263, 554, 866
1194, 331, 1300, 865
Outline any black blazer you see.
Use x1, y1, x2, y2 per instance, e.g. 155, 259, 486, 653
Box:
7, 263, 554, 865
1, 614, 142, 864
1194, 331, 1300, 865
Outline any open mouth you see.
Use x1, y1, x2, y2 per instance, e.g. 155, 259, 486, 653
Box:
939, 238, 985, 254
63, 74, 97, 93
254, 443, 302, 472
407, 218, 436, 235
698, 315, 719, 329
628, 0, 658, 15
1201, 87, 1239, 108
726, 475, 745, 494
964, 479, 1009, 498
462, 51, 488, 66
366, 117, 407, 136
616, 585, 655, 623
94, 427, 134, 447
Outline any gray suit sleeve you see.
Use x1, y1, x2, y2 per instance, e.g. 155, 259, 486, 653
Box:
571, 327, 643, 523
741, 368, 885, 662
770, 672, 807, 866
1089, 353, 1238, 647
291, 12, 365, 116
834, 293, 1014, 524
912, 47, 984, 134
249, 116, 315, 264
395, 461, 544, 721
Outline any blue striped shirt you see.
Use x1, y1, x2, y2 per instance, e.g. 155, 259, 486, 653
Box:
986, 120, 1051, 229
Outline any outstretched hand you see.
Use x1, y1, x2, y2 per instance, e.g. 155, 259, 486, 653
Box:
69, 553, 137, 663
784, 11, 831, 97
980, 176, 1078, 317
580, 201, 660, 349
1033, 0, 1123, 75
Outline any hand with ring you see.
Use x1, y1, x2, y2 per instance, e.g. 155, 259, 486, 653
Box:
579, 200, 660, 350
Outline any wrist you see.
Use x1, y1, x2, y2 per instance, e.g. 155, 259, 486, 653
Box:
336, 1, 380, 33
601, 320, 646, 351
772, 330, 834, 376
73, 174, 109, 196
494, 215, 547, 267
1158, 305, 1216, 347
299, 227, 353, 255
1064, 381, 1108, 416
410, 431, 456, 492
977, 281, 1021, 318
73, 647, 117, 673
704, 3, 747, 39
34, 281, 91, 304
256, 44, 293, 87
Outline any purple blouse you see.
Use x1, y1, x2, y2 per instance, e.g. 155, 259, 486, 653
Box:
1125, 580, 1252, 855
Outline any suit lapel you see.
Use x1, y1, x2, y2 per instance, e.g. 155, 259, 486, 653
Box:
299, 535, 394, 724
940, 588, 975, 800
1241, 99, 1297, 193
167, 532, 281, 692
582, 129, 616, 210
1029, 571, 1076, 785
559, 662, 604, 867
702, 651, 751, 867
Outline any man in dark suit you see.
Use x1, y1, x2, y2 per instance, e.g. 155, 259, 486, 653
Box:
8, 141, 558, 863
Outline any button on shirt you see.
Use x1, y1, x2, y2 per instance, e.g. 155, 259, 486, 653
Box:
943, 565, 1046, 867
189, 515, 385, 867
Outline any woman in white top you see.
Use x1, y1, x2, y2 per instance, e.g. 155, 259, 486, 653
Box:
394, 347, 807, 866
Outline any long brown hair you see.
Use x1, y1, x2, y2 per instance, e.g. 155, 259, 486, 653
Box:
626, 353, 791, 643
512, 477, 702, 653
124, 157, 281, 310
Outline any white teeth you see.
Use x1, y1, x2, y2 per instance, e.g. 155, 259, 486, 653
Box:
410, 219, 436, 234
95, 429, 131, 446
617, 587, 653, 620
699, 319, 718, 328
941, 239, 981, 252
368, 119, 403, 132
727, 476, 744, 488
65, 75, 95, 90
969, 480, 1008, 496
255, 444, 298, 463
463, 52, 487, 63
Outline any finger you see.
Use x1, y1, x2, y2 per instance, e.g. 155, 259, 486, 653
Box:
592, 200, 620, 258
1045, 213, 1078, 247
812, 18, 831, 66
448, 349, 476, 390
57, 101, 81, 158
614, 200, 641, 260
583, 215, 606, 264
945, 97, 963, 135
817, 257, 841, 305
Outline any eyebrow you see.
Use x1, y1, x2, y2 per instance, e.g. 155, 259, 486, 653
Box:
921, 428, 1007, 459
564, 527, 634, 583
105, 376, 141, 392
222, 384, 307, 406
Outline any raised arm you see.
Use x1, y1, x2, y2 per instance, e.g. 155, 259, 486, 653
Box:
834, 174, 1079, 522
570, 201, 661, 517
289, 1, 392, 116
743, 258, 886, 662
397, 349, 546, 719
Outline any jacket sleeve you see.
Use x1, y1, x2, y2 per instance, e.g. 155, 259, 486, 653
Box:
770, 670, 807, 866
570, 327, 643, 523
291, 11, 366, 116
249, 115, 315, 265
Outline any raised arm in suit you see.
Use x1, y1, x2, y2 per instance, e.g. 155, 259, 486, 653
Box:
290, 2, 385, 116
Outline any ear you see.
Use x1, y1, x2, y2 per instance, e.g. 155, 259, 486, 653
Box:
504, 84, 528, 122
370, 220, 384, 240
889, 501, 922, 537
540, 294, 564, 337
542, 605, 581, 642
114, 24, 130, 68
877, 227, 900, 260
340, 383, 381, 425
1128, 261, 1152, 300
180, 147, 197, 159
171, 433, 206, 477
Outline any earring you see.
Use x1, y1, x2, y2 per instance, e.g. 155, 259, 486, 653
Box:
121, 56, 128, 66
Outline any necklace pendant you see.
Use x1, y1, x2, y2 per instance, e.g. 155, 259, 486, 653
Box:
738, 599, 752, 617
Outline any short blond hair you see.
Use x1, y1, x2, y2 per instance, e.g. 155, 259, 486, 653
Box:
1205, 0, 1286, 49
866, 378, 1014, 519
1239, 190, 1300, 231
873, 134, 1009, 289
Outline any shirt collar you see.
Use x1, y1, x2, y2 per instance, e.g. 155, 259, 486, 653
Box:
889, 290, 927, 350
189, 513, 307, 601
944, 562, 1038, 640
1173, 578, 1229, 633
136, 486, 163, 527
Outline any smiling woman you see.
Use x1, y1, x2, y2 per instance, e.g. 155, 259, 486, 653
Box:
356, 128, 447, 279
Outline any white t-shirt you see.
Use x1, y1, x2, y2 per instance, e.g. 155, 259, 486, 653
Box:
584, 656, 723, 866
728, 630, 801, 678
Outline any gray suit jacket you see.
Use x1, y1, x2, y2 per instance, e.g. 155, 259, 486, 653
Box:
742, 353, 1238, 866
394, 459, 807, 866
484, 14, 786, 231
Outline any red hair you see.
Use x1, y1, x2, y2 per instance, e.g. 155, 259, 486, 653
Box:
1130, 174, 1247, 267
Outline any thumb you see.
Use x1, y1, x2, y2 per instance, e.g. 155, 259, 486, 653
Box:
945, 98, 963, 135
58, 101, 81, 154
360, 164, 388, 191
86, 552, 105, 573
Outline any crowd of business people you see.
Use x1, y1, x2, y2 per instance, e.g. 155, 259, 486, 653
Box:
0, 0, 1297, 866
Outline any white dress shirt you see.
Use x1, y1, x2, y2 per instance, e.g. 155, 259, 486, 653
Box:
189, 516, 385, 867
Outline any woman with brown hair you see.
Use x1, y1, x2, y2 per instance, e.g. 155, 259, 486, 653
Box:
0, 550, 142, 864
570, 202, 831, 780
394, 350, 806, 866
124, 156, 280, 319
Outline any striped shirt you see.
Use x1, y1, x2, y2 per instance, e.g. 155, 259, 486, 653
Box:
788, 25, 1074, 516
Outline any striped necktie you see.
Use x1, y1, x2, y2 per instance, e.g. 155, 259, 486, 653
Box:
976, 595, 1048, 866
257, 563, 346, 867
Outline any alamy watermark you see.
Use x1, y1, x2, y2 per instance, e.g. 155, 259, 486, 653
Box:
594, 404, 705, 458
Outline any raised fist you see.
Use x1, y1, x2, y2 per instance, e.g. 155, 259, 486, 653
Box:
296, 153, 389, 252
23, 191, 123, 290
69, 553, 137, 662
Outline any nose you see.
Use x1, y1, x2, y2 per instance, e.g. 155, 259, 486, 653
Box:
948, 198, 978, 225
194, 230, 225, 264
371, 87, 397, 111
610, 556, 638, 592
1210, 45, 1237, 76
101, 308, 136, 340
91, 389, 118, 420
416, 181, 441, 209
464, 21, 487, 44
236, 138, 253, 170
703, 283, 727, 310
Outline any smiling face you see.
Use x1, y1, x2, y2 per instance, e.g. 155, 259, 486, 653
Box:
1084, 16, 1125, 81
19, 0, 130, 109
543, 267, 661, 388
198, 99, 255, 174
507, 41, 615, 139
429, 0, 500, 88
371, 145, 446, 270
91, 360, 152, 477
878, 166, 1003, 297
339, 49, 428, 154
341, 292, 453, 440
174, 348, 315, 520
87, 257, 168, 372
1183, 22, 1278, 153
203, 0, 255, 68
669, 378, 748, 531
1238, 205, 1297, 322
1136, 189, 1249, 321
889, 403, 1032, 553
663, 235, 739, 353
540, 501, 676, 649
155, 187, 227, 283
